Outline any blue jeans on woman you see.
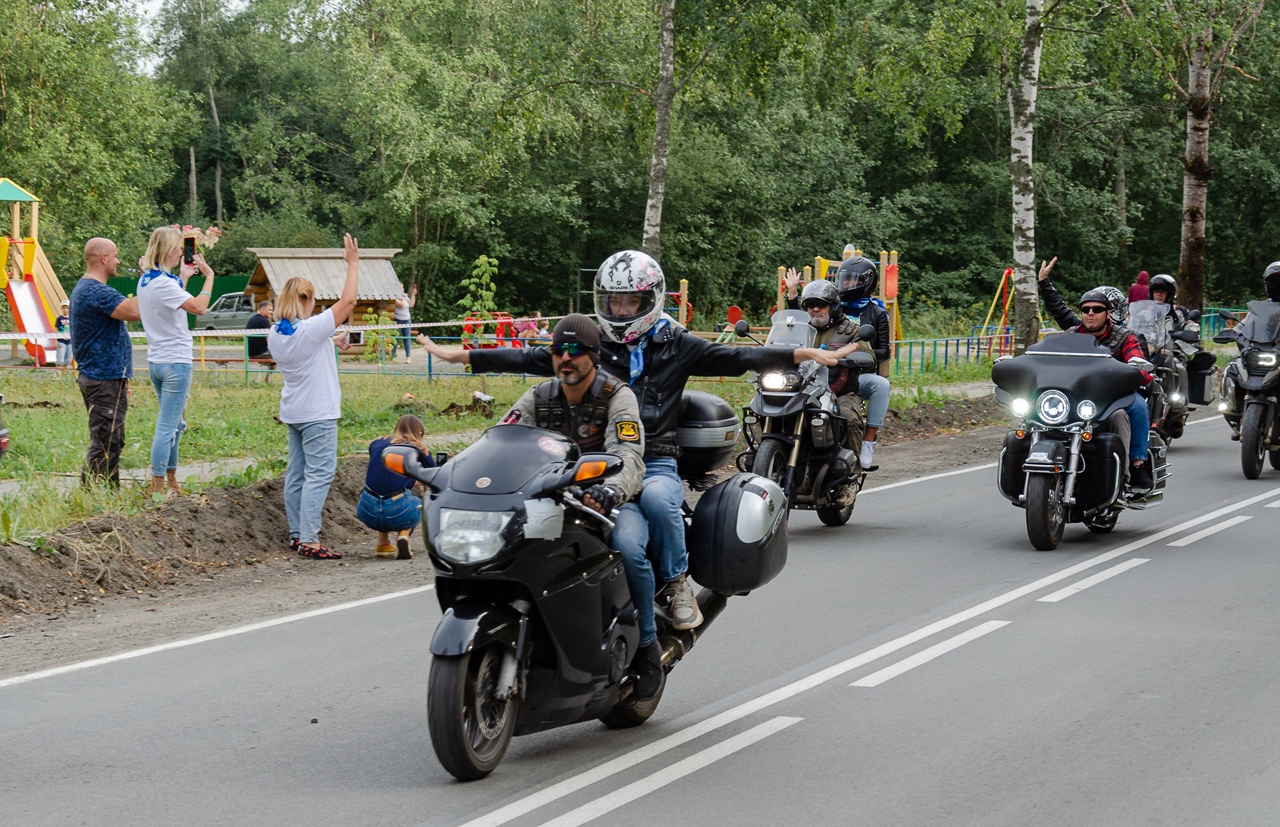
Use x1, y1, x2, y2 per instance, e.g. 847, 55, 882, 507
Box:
356, 488, 422, 533
285, 419, 339, 543
611, 457, 687, 646
148, 362, 192, 477
389, 323, 412, 359
857, 373, 891, 429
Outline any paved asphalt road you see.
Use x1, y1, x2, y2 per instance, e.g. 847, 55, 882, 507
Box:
4, 415, 1280, 826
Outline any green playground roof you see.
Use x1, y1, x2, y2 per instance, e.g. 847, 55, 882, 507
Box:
0, 178, 39, 202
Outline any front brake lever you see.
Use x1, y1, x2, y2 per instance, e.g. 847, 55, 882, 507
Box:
562, 490, 616, 531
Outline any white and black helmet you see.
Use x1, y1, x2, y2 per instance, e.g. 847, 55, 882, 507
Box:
593, 250, 666, 344
1094, 285, 1129, 326
1149, 274, 1177, 302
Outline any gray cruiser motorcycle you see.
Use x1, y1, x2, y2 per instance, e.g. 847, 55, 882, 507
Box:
1215, 301, 1280, 478
1127, 300, 1216, 443
993, 332, 1168, 550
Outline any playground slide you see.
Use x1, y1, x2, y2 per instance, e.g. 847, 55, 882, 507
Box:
4, 278, 57, 364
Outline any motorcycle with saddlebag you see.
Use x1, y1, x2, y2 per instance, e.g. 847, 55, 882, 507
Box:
1215, 301, 1280, 478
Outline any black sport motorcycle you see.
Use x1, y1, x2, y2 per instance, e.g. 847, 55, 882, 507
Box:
732, 310, 877, 526
993, 332, 1167, 550
1214, 301, 1280, 478
1127, 300, 1216, 443
383, 423, 787, 780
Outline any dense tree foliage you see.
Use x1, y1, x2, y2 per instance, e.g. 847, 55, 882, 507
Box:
5, 0, 1279, 327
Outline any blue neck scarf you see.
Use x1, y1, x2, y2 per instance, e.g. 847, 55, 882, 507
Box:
139, 268, 181, 290
628, 318, 670, 384
843, 296, 885, 314
274, 318, 298, 336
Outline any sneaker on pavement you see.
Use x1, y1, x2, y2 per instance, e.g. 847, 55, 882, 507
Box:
632, 641, 663, 701
1129, 461, 1154, 491
859, 440, 877, 470
395, 530, 413, 560
667, 575, 703, 631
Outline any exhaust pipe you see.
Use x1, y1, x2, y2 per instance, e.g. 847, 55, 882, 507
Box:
659, 588, 729, 668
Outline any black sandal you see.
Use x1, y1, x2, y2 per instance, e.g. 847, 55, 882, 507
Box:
297, 544, 342, 560
288, 537, 300, 552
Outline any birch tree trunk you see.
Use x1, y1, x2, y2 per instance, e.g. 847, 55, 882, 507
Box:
1006, 0, 1045, 354
188, 145, 198, 222
1179, 36, 1212, 310
208, 82, 223, 223
641, 0, 676, 261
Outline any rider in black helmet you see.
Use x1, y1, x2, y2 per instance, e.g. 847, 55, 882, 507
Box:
1265, 262, 1280, 303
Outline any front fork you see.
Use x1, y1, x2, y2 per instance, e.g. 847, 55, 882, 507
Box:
1028, 430, 1084, 505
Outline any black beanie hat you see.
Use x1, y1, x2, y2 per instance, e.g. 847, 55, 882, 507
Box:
552, 313, 602, 363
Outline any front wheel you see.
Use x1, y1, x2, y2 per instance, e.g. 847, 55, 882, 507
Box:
1025, 473, 1066, 551
1241, 404, 1268, 480
752, 438, 791, 499
427, 646, 518, 781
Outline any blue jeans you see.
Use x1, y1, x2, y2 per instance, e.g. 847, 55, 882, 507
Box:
857, 373, 891, 429
611, 457, 687, 646
148, 362, 192, 477
389, 324, 412, 358
285, 419, 339, 543
356, 488, 422, 533
1126, 397, 1150, 461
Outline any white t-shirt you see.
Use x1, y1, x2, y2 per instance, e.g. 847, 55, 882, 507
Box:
138, 274, 193, 364
269, 308, 341, 424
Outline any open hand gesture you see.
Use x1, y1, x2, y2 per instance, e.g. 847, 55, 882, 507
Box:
343, 233, 359, 266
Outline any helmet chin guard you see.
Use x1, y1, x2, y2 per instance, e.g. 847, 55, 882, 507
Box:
594, 250, 666, 343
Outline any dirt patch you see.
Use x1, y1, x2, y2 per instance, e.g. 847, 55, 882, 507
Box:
0, 392, 1012, 679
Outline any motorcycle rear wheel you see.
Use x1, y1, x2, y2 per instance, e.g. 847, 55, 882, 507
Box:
599, 671, 666, 729
427, 646, 518, 781
1025, 473, 1066, 551
1270, 449, 1280, 471
816, 500, 855, 526
1240, 404, 1268, 480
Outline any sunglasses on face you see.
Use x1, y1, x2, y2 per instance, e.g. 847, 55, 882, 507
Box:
802, 301, 829, 311
553, 342, 589, 358
1080, 305, 1109, 315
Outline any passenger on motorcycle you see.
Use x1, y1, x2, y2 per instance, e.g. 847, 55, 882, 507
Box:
784, 255, 892, 469
416, 251, 838, 660
496, 314, 665, 698
1149, 274, 1194, 331
1039, 258, 1155, 490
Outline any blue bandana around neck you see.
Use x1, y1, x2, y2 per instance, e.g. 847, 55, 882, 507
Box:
842, 296, 886, 314
274, 318, 298, 336
628, 317, 670, 384
138, 268, 181, 290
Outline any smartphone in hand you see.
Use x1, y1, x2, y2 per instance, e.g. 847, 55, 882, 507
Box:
183, 236, 196, 265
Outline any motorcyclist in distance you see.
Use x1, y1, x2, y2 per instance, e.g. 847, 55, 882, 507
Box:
417, 251, 840, 648
1039, 258, 1155, 491
1149, 274, 1194, 331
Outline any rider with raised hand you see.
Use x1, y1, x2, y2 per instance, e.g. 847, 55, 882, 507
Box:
496, 314, 664, 699
418, 251, 838, 646
1039, 258, 1155, 490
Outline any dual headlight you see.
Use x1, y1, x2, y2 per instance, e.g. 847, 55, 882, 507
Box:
760, 370, 802, 392
1010, 391, 1097, 424
436, 509, 514, 564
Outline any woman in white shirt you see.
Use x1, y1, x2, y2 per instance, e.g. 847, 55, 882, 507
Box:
137, 226, 214, 497
268, 233, 359, 559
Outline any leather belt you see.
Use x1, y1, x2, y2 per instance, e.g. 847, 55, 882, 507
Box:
364, 486, 410, 501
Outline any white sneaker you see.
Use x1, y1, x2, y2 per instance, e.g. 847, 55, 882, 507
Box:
859, 440, 877, 469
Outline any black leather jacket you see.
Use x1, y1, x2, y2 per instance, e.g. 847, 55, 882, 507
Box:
471, 323, 797, 457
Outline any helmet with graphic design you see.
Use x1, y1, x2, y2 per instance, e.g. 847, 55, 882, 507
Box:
593, 250, 666, 343
1093, 285, 1129, 326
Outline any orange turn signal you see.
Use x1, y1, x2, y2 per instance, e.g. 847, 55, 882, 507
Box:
1015, 429, 1026, 439
575, 460, 608, 481
1081, 431, 1092, 442
383, 453, 406, 475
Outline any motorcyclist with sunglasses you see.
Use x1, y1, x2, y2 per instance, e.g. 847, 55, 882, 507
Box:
1038, 257, 1155, 491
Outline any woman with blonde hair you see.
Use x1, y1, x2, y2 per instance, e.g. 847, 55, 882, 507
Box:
356, 414, 435, 558
136, 225, 215, 497
268, 233, 359, 559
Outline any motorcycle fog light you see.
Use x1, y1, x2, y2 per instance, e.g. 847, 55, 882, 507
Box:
1011, 397, 1031, 417
1169, 392, 1183, 403
436, 509, 513, 564
1218, 402, 1229, 412
1037, 390, 1070, 425
1076, 399, 1097, 420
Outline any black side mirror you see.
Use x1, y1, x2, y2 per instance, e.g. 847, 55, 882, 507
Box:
1187, 309, 1201, 321
734, 320, 751, 337
1219, 309, 1239, 323
568, 452, 624, 487
856, 323, 875, 341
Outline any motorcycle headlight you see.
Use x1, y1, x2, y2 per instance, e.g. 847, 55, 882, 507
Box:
1169, 392, 1183, 403
760, 371, 801, 392
436, 509, 514, 564
1037, 390, 1070, 425
1244, 350, 1278, 370
1076, 399, 1097, 420
1011, 397, 1031, 417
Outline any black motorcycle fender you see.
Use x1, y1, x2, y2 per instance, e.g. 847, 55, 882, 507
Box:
750, 393, 807, 418
430, 598, 523, 658
1023, 439, 1069, 472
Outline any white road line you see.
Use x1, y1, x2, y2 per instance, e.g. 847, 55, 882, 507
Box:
1037, 559, 1151, 603
462, 487, 1280, 827
0, 584, 436, 689
535, 717, 802, 827
862, 462, 997, 495
1266, 500, 1280, 508
851, 621, 1009, 688
1184, 415, 1222, 427
1167, 515, 1253, 547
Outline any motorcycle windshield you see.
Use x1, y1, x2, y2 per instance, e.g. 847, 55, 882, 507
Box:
1236, 301, 1280, 345
764, 310, 817, 349
992, 332, 1143, 411
1127, 300, 1171, 352
445, 425, 578, 495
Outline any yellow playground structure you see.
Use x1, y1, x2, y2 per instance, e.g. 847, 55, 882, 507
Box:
0, 179, 69, 365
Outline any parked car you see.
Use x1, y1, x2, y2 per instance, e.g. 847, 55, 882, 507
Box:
0, 394, 10, 462
201, 293, 257, 330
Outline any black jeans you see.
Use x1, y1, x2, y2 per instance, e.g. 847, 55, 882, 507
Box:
78, 375, 129, 486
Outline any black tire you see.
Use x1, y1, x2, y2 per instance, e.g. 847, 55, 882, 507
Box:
1270, 449, 1280, 471
427, 647, 518, 781
1084, 511, 1119, 534
1241, 404, 1268, 480
816, 499, 854, 526
751, 438, 791, 499
1025, 473, 1065, 551
599, 671, 666, 729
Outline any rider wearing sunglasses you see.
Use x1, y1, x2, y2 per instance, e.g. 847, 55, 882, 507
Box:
1038, 257, 1155, 491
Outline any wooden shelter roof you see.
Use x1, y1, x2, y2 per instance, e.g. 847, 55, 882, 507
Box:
246, 247, 405, 301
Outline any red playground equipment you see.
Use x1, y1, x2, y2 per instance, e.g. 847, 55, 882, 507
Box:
462, 311, 523, 349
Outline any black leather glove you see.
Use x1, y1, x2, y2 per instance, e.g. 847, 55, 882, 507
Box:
583, 484, 619, 514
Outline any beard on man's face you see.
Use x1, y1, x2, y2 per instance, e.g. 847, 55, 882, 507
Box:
559, 359, 592, 386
